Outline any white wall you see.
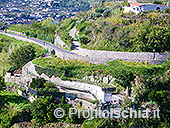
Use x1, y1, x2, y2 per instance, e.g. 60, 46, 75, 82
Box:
61, 81, 105, 102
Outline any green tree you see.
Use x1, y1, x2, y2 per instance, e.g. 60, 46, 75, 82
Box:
103, 10, 111, 17
95, 13, 102, 18
98, 118, 118, 128
30, 96, 57, 125
95, 8, 104, 14
135, 24, 170, 52
0, 76, 5, 91
44, 82, 55, 88
167, 54, 170, 62
8, 45, 36, 68
80, 36, 89, 45
25, 31, 29, 36
148, 90, 156, 102
29, 32, 37, 38
115, 70, 135, 96
30, 78, 46, 89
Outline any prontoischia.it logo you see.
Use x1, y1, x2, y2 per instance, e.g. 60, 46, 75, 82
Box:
54, 107, 160, 119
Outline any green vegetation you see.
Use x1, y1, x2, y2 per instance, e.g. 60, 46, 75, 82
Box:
72, 2, 170, 52
137, 0, 168, 3
9, 45, 36, 68
56, 18, 76, 46
90, 99, 98, 104
0, 34, 46, 76
30, 78, 46, 89
8, 19, 56, 44
30, 96, 57, 125
32, 56, 170, 111
82, 118, 118, 128
0, 91, 31, 127
1, 1, 170, 127
51, 0, 90, 12
148, 90, 168, 104
33, 57, 168, 80
0, 76, 5, 91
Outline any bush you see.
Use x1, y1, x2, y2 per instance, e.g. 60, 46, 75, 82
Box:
167, 54, 170, 62
37, 88, 59, 96
80, 36, 89, 45
19, 87, 26, 93
25, 31, 29, 36
30, 96, 57, 125
95, 13, 102, 18
44, 82, 55, 88
95, 8, 104, 13
8, 45, 36, 68
90, 99, 98, 104
29, 33, 37, 38
30, 78, 46, 89
103, 10, 111, 17
153, 0, 162, 4
35, 66, 65, 78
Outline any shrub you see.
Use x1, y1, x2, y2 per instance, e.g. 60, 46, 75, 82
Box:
29, 33, 37, 38
19, 87, 26, 93
80, 36, 89, 45
30, 78, 46, 89
90, 99, 98, 104
103, 10, 111, 17
95, 8, 104, 13
167, 54, 170, 62
25, 31, 29, 36
44, 82, 55, 88
8, 45, 36, 68
37, 88, 59, 96
95, 13, 102, 18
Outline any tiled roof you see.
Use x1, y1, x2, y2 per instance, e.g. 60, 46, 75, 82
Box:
130, 2, 143, 7
160, 4, 168, 7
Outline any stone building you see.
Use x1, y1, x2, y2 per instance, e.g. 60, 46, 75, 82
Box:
5, 68, 22, 84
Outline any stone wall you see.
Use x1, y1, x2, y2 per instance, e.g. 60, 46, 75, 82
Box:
18, 89, 36, 103
5, 72, 22, 84
54, 35, 68, 48
22, 61, 61, 86
61, 80, 105, 102
82, 75, 116, 86
0, 31, 169, 65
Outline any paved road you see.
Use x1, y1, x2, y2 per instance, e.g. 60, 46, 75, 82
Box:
69, 26, 169, 64
1, 30, 169, 64
69, 26, 82, 50
0, 30, 76, 55
0, 30, 116, 64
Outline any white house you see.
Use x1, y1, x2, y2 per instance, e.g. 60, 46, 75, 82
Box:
124, 2, 169, 14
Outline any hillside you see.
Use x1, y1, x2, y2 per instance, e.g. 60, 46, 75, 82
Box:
136, 0, 168, 3
70, 1, 170, 52
0, 34, 46, 76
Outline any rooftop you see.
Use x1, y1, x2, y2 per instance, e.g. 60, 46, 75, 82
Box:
130, 2, 143, 7
130, 2, 168, 7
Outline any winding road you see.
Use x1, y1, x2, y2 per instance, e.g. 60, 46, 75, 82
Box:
68, 26, 169, 64
0, 29, 169, 64
0, 30, 75, 55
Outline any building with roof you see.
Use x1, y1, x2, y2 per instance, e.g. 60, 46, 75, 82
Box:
124, 2, 169, 14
